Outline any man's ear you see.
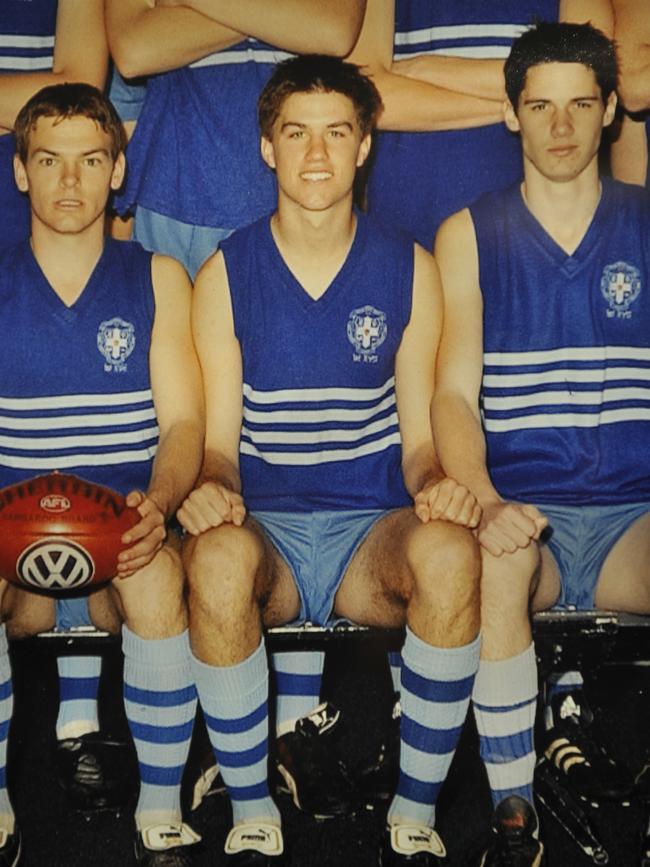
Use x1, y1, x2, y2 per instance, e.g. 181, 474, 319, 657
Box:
603, 91, 617, 129
504, 99, 521, 133
356, 133, 372, 168
13, 154, 28, 193
110, 152, 126, 190
260, 136, 276, 170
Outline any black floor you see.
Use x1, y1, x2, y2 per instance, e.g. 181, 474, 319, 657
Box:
7, 641, 650, 866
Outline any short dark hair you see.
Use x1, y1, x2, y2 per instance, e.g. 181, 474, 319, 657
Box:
504, 21, 617, 109
258, 54, 382, 139
14, 82, 127, 162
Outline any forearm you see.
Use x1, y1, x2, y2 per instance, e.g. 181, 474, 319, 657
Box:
146, 420, 204, 518
166, 0, 365, 56
107, 3, 243, 78
392, 55, 505, 102
401, 442, 445, 499
432, 392, 501, 506
198, 447, 241, 493
611, 113, 648, 185
372, 68, 504, 132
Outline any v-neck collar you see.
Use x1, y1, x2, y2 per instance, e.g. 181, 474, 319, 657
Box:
514, 180, 610, 278
263, 212, 367, 313
24, 239, 111, 324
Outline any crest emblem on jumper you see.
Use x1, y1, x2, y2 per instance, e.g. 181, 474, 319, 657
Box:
600, 262, 641, 318
97, 317, 136, 371
347, 306, 387, 361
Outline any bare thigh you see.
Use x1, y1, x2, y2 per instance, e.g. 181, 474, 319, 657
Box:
594, 511, 650, 613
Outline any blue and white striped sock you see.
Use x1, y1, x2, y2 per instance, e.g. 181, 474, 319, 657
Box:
122, 626, 197, 830
272, 650, 324, 736
56, 656, 101, 740
388, 627, 480, 828
192, 639, 280, 827
0, 627, 13, 832
473, 643, 538, 806
388, 651, 401, 697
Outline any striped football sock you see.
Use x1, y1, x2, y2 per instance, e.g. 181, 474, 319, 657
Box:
192, 639, 280, 827
122, 626, 197, 830
472, 643, 538, 806
56, 656, 101, 740
0, 627, 14, 831
272, 650, 324, 736
388, 627, 480, 828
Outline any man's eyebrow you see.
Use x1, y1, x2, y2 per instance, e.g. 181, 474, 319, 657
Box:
31, 147, 110, 156
279, 121, 354, 131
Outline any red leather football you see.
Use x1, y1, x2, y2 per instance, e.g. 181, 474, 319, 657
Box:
0, 473, 141, 592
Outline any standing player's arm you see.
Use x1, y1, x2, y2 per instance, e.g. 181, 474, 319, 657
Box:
611, 113, 648, 185
613, 0, 650, 114
118, 256, 204, 576
433, 210, 547, 556
0, 0, 107, 133
560, 0, 614, 36
106, 0, 244, 79
157, 0, 367, 57
347, 0, 503, 132
395, 245, 480, 528
176, 251, 247, 537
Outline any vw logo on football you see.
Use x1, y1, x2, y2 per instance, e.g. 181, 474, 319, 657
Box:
16, 539, 95, 590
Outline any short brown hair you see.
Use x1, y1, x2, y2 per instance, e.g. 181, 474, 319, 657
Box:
14, 82, 127, 162
258, 54, 382, 140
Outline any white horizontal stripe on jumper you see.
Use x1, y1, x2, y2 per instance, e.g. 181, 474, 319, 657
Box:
0, 56, 52, 70
242, 412, 398, 445
0, 425, 159, 451
0, 446, 157, 470
484, 367, 650, 388
485, 407, 650, 433
395, 23, 527, 45
396, 45, 512, 59
483, 386, 650, 410
0, 390, 153, 411
190, 48, 292, 69
243, 377, 395, 405
0, 408, 156, 432
0, 35, 55, 48
241, 431, 401, 465
484, 346, 650, 365
243, 393, 396, 425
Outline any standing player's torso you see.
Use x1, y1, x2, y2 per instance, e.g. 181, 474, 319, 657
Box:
223, 214, 414, 512
368, 0, 560, 248
0, 0, 58, 253
119, 39, 293, 230
471, 179, 650, 505
0, 239, 158, 495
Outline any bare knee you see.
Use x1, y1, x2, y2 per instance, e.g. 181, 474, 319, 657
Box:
185, 524, 264, 613
406, 521, 480, 602
482, 544, 540, 611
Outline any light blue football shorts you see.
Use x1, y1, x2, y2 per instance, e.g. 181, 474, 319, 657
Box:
251, 509, 389, 625
537, 501, 650, 609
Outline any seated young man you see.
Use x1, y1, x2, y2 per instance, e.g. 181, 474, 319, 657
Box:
433, 21, 649, 866
1, 83, 204, 866
178, 55, 481, 866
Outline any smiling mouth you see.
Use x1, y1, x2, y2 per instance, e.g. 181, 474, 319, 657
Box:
55, 199, 83, 208
300, 171, 332, 182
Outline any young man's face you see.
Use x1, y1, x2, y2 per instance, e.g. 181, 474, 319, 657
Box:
504, 62, 616, 184
260, 89, 371, 214
13, 115, 125, 237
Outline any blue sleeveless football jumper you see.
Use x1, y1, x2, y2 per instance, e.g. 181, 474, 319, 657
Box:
222, 213, 413, 513
470, 179, 650, 506
0, 239, 158, 496
117, 39, 290, 230
368, 0, 559, 249
0, 0, 58, 253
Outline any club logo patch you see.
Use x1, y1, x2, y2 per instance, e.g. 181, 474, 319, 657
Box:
97, 317, 136, 371
16, 538, 95, 590
600, 261, 641, 319
347, 305, 387, 363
